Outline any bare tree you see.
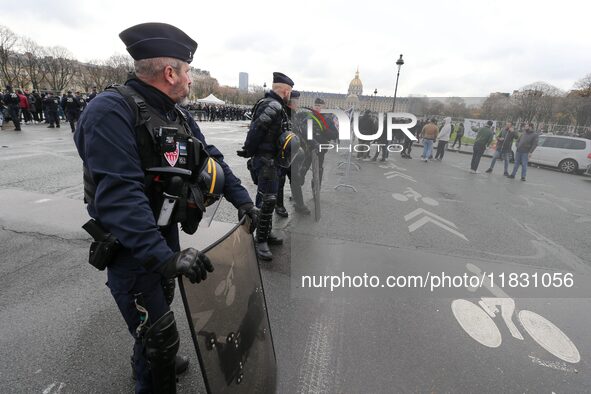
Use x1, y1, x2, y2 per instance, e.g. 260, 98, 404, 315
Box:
445, 97, 469, 118
41, 46, 77, 92
407, 96, 429, 116
573, 73, 591, 97
481, 93, 512, 120
0, 25, 18, 86
512, 82, 563, 123
103, 54, 134, 85
85, 60, 110, 91
21, 37, 46, 91
74, 63, 98, 93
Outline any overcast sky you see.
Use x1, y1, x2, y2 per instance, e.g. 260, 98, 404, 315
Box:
2, 0, 590, 97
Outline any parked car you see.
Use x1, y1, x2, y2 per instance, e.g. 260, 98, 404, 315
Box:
529, 135, 591, 174
585, 163, 591, 176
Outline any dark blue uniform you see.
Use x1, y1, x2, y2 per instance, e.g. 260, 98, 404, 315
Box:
43, 95, 60, 127
244, 90, 289, 207
62, 93, 81, 132
3, 90, 21, 130
74, 78, 252, 393
243, 89, 290, 260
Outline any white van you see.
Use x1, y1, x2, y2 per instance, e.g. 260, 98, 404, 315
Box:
530, 135, 591, 174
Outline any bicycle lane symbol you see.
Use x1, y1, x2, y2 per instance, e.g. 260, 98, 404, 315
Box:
451, 263, 581, 364
392, 187, 439, 206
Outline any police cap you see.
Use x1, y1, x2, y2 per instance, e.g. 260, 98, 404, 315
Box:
119, 22, 198, 63
290, 90, 300, 99
273, 72, 294, 87
314, 97, 325, 105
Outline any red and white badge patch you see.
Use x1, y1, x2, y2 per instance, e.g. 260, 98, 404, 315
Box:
164, 143, 179, 167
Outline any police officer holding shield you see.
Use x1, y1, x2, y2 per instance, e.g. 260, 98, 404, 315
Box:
243, 72, 299, 261
74, 22, 258, 394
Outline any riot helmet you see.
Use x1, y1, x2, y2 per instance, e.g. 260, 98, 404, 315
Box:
277, 131, 302, 168
198, 157, 225, 206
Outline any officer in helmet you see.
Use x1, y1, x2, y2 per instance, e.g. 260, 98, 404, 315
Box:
73, 22, 258, 393
242, 72, 294, 260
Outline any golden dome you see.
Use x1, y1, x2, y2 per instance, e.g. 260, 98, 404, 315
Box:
348, 67, 363, 96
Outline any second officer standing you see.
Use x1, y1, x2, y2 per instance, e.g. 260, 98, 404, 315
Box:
243, 72, 298, 261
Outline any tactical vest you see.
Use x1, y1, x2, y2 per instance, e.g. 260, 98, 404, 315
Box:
83, 85, 209, 234
251, 97, 290, 156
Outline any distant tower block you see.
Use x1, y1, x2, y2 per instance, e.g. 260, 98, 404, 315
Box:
239, 72, 249, 92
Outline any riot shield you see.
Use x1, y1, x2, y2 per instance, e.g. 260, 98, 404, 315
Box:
311, 151, 321, 222
178, 220, 276, 394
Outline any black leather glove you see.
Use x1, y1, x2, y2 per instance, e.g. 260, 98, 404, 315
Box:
238, 203, 259, 233
161, 278, 176, 305
237, 145, 250, 158
160, 248, 214, 284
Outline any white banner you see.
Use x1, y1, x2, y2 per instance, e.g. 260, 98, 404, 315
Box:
464, 118, 497, 138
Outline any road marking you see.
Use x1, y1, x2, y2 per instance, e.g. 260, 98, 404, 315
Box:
392, 188, 439, 206
520, 310, 581, 363
519, 196, 534, 207
42, 382, 65, 394
384, 171, 416, 182
404, 208, 468, 240
452, 299, 502, 348
34, 199, 52, 204
528, 356, 578, 373
455, 263, 582, 364
379, 164, 407, 171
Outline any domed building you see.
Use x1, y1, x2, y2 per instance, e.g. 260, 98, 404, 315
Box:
297, 67, 408, 112
348, 67, 363, 96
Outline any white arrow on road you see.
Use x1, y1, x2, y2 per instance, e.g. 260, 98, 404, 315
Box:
404, 208, 468, 241
384, 171, 416, 182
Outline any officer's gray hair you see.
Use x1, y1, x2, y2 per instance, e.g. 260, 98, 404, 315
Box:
134, 57, 183, 81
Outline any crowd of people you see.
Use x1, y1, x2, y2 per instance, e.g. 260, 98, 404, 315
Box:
1, 86, 98, 132
186, 103, 249, 122
413, 117, 538, 180
1, 84, 250, 132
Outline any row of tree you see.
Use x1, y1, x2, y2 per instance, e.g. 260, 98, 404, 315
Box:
2, 24, 589, 127
408, 79, 591, 129
0, 24, 265, 104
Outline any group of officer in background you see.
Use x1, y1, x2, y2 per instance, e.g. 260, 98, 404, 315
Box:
187, 103, 249, 122
1, 85, 99, 132
239, 74, 339, 261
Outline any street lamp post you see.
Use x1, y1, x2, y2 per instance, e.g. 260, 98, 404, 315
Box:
373, 89, 378, 111
263, 82, 267, 94
392, 54, 404, 112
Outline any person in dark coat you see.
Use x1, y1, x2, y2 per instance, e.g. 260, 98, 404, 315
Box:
3, 85, 21, 130
73, 22, 257, 393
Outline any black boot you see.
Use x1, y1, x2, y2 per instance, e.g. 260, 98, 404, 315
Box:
131, 354, 189, 380
255, 241, 273, 261
275, 206, 288, 218
255, 194, 276, 261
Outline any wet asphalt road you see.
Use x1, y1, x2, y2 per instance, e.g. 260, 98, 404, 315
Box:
0, 122, 590, 393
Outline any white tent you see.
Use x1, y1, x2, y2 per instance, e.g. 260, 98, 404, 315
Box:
196, 94, 225, 105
